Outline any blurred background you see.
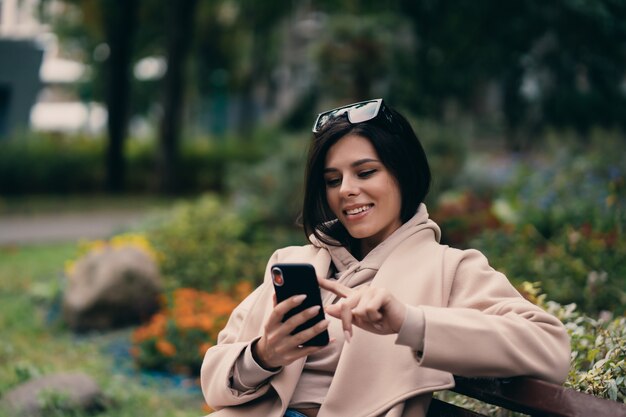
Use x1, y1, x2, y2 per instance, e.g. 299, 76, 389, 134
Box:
1, 0, 625, 195
0, 1, 625, 416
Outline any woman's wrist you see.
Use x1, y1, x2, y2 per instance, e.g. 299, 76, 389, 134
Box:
251, 339, 280, 371
389, 300, 408, 334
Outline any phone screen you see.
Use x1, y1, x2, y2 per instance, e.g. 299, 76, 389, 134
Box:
271, 263, 329, 346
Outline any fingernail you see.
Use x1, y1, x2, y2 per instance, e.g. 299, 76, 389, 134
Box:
294, 294, 307, 303
344, 330, 352, 343
310, 305, 321, 313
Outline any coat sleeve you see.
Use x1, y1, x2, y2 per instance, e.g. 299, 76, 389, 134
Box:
200, 251, 280, 409
417, 248, 571, 384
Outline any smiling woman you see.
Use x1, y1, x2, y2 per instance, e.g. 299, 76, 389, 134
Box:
199, 99, 571, 417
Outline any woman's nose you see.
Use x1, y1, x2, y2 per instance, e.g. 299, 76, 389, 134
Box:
339, 176, 359, 197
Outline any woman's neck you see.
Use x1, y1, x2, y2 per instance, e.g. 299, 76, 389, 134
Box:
358, 241, 373, 259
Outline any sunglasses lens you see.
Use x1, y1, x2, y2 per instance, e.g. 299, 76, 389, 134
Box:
347, 101, 381, 124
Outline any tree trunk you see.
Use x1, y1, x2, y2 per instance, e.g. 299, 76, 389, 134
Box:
158, 0, 197, 194
103, 0, 138, 193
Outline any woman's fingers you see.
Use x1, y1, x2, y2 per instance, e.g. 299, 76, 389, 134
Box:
258, 294, 333, 368
268, 297, 326, 340
319, 277, 406, 338
355, 289, 385, 323
267, 294, 307, 327
317, 276, 357, 340
282, 305, 322, 334
317, 276, 353, 298
289, 317, 330, 346
339, 300, 354, 342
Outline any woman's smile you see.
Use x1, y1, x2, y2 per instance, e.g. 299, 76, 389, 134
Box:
344, 204, 374, 217
324, 134, 402, 256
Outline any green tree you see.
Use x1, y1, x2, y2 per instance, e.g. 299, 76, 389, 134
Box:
192, 1, 294, 135
397, 0, 626, 141
41, 0, 140, 191
157, 0, 198, 193
101, 0, 139, 192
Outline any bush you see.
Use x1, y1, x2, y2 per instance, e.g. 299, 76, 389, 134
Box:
520, 282, 625, 403
412, 118, 470, 204
465, 131, 626, 315
544, 300, 626, 402
131, 284, 252, 375
431, 191, 502, 247
0, 133, 260, 195
225, 132, 308, 230
471, 223, 626, 316
0, 134, 105, 194
497, 129, 625, 237
143, 194, 277, 293
511, 282, 626, 402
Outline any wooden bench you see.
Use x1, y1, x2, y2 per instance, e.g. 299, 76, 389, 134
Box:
427, 376, 626, 417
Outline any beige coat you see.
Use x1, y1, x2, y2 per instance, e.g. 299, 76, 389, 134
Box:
201, 208, 570, 417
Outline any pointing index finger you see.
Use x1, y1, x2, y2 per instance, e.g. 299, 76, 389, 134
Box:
317, 276, 353, 298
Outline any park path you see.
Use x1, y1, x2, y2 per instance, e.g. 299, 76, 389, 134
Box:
0, 209, 148, 245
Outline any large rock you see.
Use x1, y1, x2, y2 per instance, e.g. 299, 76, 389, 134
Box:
63, 246, 162, 331
0, 372, 106, 416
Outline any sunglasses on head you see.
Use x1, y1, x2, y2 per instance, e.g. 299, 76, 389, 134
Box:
312, 98, 394, 134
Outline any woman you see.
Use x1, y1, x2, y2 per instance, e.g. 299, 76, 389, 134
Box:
200, 99, 571, 417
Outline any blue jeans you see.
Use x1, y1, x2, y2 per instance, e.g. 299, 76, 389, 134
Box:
284, 410, 309, 417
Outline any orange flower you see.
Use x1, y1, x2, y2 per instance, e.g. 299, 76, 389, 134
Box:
176, 315, 198, 330
175, 288, 199, 304
156, 339, 177, 357
197, 316, 215, 332
151, 312, 168, 327
133, 282, 250, 374
198, 342, 213, 356
234, 281, 253, 300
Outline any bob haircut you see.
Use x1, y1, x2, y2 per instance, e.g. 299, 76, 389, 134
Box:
302, 105, 431, 251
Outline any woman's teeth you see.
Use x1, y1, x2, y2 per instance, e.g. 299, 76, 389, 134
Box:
345, 205, 372, 215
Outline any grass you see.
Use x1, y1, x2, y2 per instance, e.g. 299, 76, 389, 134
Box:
0, 243, 208, 416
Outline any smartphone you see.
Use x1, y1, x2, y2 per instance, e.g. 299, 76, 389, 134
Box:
271, 263, 329, 346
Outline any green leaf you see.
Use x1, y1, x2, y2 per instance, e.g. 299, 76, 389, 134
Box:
607, 379, 618, 401
586, 348, 599, 362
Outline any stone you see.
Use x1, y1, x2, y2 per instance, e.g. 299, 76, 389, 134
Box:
63, 246, 162, 331
0, 372, 106, 416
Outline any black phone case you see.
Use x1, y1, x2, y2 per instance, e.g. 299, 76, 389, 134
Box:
271, 263, 329, 346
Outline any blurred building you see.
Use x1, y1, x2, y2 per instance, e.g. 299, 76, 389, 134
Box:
0, 0, 43, 138
0, 0, 105, 138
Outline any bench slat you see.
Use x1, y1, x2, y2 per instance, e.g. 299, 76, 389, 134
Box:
451, 376, 626, 417
427, 398, 488, 417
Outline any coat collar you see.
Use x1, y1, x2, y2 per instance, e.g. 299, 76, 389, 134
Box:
310, 204, 441, 290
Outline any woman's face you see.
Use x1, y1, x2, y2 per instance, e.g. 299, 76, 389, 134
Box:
324, 134, 402, 255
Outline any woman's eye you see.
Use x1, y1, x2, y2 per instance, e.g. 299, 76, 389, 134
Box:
325, 178, 341, 187
358, 169, 376, 178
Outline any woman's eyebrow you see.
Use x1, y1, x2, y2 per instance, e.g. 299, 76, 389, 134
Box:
324, 158, 380, 173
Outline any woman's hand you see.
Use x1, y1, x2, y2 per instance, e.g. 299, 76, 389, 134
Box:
253, 294, 330, 370
318, 278, 406, 342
